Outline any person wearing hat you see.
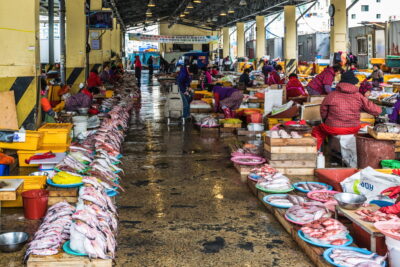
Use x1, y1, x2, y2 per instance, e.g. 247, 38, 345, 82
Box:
312, 71, 382, 150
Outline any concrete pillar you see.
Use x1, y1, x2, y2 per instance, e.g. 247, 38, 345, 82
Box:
102, 9, 112, 64
115, 23, 121, 57
222, 27, 230, 58
255, 16, 265, 60
66, 0, 86, 93
330, 0, 347, 53
0, 0, 40, 129
89, 0, 103, 72
284, 5, 297, 75
236, 22, 245, 58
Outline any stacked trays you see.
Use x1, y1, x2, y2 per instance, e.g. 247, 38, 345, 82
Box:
263, 136, 317, 176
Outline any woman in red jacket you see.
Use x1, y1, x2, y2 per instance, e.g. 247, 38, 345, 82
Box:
286, 73, 307, 98
87, 69, 103, 88
267, 65, 285, 85
312, 71, 381, 150
306, 64, 342, 95
134, 55, 142, 86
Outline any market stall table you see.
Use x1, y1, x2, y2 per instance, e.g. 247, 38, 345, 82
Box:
0, 179, 23, 215
246, 179, 333, 267
27, 252, 112, 267
336, 205, 384, 252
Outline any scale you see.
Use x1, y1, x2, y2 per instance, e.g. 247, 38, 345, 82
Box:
29, 152, 67, 171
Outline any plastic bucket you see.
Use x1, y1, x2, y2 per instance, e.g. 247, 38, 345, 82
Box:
21, 189, 49, 220
73, 122, 88, 137
386, 236, 400, 267
250, 113, 263, 123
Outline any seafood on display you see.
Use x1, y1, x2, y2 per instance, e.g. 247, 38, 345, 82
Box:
286, 201, 331, 224
307, 190, 339, 202
25, 202, 75, 259
257, 172, 292, 191
296, 182, 329, 192
270, 129, 302, 139
69, 178, 118, 259
56, 154, 88, 173
301, 218, 350, 245
266, 194, 308, 207
250, 164, 277, 177
356, 209, 399, 223
328, 248, 386, 266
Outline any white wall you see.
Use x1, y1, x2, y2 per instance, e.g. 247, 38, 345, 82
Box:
348, 0, 400, 27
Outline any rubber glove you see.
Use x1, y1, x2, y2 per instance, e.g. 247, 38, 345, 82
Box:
381, 186, 400, 199
379, 202, 400, 214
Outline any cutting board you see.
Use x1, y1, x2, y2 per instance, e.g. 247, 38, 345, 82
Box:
0, 179, 24, 192
0, 91, 19, 130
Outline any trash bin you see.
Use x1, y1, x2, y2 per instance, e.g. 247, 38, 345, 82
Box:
21, 189, 49, 220
356, 134, 395, 169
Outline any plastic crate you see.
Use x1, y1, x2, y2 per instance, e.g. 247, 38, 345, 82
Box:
0, 131, 43, 151
38, 123, 72, 144
17, 147, 68, 167
0, 164, 10, 176
0, 175, 47, 207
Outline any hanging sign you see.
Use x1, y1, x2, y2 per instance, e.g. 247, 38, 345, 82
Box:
128, 33, 218, 44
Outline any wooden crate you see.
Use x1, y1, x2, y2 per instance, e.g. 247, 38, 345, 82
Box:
47, 186, 78, 206
264, 136, 317, 146
275, 167, 315, 176
222, 123, 242, 128
268, 160, 316, 168
237, 129, 264, 136
27, 253, 112, 267
264, 143, 317, 154
264, 151, 317, 161
368, 126, 400, 141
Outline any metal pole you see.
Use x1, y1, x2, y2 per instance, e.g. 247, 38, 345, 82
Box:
59, 0, 66, 85
48, 0, 54, 65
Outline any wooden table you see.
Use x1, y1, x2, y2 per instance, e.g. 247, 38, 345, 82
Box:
27, 252, 112, 267
47, 186, 78, 206
336, 205, 384, 252
246, 179, 332, 267
0, 179, 24, 216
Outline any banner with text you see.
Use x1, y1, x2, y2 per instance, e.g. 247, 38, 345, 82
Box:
129, 33, 218, 44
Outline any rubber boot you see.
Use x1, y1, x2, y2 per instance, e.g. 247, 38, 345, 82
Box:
222, 108, 232, 118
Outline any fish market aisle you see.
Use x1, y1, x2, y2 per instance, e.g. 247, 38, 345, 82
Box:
116, 72, 313, 266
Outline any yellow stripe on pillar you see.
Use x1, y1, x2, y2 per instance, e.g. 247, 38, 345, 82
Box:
0, 77, 17, 92
16, 77, 38, 128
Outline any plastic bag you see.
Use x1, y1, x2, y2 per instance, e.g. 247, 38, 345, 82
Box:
340, 167, 400, 202
0, 131, 15, 143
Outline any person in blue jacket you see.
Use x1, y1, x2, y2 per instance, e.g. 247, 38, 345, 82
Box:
177, 65, 192, 119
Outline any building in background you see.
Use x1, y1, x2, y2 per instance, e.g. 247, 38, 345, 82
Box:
348, 0, 399, 27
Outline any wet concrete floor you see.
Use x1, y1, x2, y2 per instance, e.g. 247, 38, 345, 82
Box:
114, 73, 313, 266
0, 72, 313, 266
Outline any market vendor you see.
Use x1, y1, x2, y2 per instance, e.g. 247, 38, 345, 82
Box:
87, 69, 103, 88
367, 64, 384, 87
267, 65, 285, 86
202, 67, 215, 91
213, 86, 244, 118
312, 71, 382, 150
239, 68, 253, 87
286, 73, 308, 98
100, 64, 111, 83
211, 66, 220, 77
65, 83, 98, 111
306, 64, 343, 95
389, 96, 400, 124
262, 60, 273, 84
